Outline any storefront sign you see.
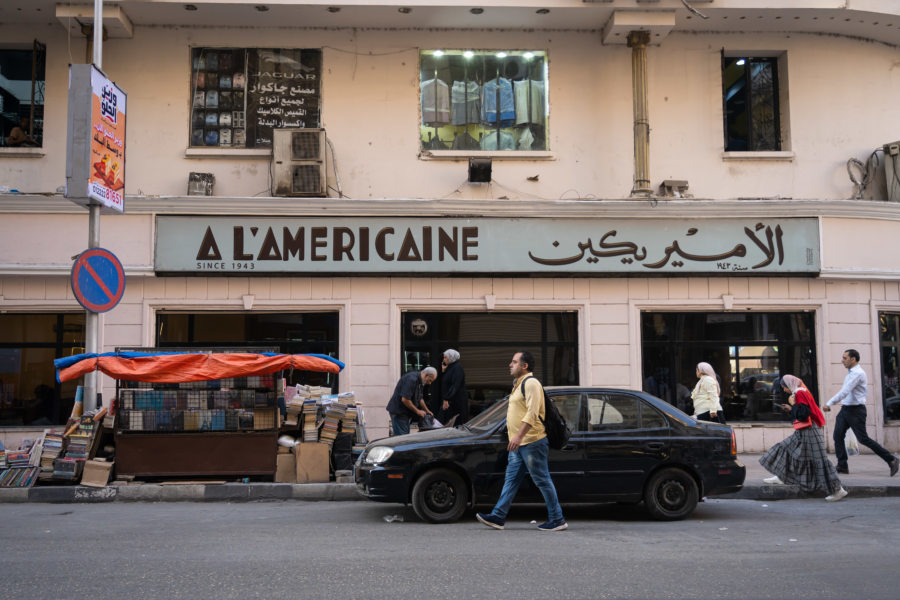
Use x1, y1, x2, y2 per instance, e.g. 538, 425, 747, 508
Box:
154, 216, 821, 275
65, 64, 127, 213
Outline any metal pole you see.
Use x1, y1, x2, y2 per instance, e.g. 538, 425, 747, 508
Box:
84, 0, 103, 411
628, 30, 652, 197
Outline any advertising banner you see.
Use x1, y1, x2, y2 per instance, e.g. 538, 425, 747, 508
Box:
88, 66, 126, 211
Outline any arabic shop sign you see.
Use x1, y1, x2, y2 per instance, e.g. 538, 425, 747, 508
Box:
154, 216, 820, 275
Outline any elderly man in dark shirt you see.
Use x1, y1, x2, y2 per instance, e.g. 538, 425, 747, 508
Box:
386, 367, 436, 436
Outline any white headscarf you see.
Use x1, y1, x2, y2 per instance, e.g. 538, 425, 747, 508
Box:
443, 349, 460, 364
696, 362, 720, 395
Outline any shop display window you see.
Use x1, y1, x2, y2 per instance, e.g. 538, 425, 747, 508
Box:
879, 312, 900, 421
401, 311, 578, 416
419, 50, 548, 152
641, 312, 817, 423
0, 313, 85, 427
189, 48, 322, 149
155, 311, 339, 390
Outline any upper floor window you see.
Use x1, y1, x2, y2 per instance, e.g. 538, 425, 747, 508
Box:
1, 42, 45, 148
722, 55, 781, 151
190, 48, 321, 149
419, 50, 548, 152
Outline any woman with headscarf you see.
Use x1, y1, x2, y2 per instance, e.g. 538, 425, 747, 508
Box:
759, 374, 847, 501
691, 362, 725, 423
440, 349, 468, 426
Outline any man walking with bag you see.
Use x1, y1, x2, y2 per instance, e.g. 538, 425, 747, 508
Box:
824, 349, 899, 476
476, 351, 567, 532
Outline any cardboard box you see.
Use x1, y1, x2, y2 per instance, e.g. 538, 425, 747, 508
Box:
81, 459, 113, 487
293, 442, 330, 483
275, 452, 296, 483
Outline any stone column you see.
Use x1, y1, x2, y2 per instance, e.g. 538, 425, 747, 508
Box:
628, 30, 652, 196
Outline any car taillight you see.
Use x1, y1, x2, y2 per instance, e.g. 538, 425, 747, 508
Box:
730, 429, 737, 455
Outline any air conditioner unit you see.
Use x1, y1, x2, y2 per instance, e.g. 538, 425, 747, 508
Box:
272, 128, 326, 197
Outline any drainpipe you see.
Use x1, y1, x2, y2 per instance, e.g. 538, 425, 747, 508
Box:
628, 30, 652, 197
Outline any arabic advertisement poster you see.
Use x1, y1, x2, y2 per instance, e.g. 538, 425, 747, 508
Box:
88, 66, 126, 212
246, 48, 322, 147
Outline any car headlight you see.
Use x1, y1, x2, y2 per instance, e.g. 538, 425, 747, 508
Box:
364, 446, 394, 465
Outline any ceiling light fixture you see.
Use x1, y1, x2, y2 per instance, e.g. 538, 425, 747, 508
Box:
463, 50, 474, 59
433, 50, 444, 57
327, 6, 341, 13
255, 5, 269, 12
736, 58, 746, 66
536, 9, 550, 15
398, 7, 412, 14
184, 4, 198, 10
470, 8, 484, 15
496, 52, 507, 58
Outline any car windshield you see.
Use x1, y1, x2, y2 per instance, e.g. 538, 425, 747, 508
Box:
464, 396, 509, 431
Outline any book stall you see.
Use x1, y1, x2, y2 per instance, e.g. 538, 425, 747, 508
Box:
0, 387, 115, 489
50, 348, 362, 484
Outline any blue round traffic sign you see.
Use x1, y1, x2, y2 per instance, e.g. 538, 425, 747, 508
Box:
71, 248, 126, 313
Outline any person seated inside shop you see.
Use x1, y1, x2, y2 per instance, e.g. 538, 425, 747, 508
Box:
6, 116, 38, 147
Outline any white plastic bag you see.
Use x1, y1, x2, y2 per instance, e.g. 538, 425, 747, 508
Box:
845, 429, 860, 456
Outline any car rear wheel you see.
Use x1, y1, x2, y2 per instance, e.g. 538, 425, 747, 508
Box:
643, 467, 698, 521
411, 468, 468, 524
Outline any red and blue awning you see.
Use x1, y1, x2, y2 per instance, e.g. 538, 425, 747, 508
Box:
55, 351, 344, 384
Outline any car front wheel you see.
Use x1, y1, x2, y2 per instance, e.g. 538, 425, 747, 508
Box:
643, 467, 698, 521
411, 468, 468, 524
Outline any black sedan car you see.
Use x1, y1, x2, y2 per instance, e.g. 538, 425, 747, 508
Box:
355, 387, 745, 523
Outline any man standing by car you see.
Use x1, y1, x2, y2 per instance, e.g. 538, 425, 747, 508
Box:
476, 351, 567, 532
386, 367, 436, 436
824, 349, 899, 476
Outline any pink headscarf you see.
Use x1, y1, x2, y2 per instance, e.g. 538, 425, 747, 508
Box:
696, 362, 720, 395
781, 374, 826, 427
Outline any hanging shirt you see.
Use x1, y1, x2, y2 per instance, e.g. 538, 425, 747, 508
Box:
514, 79, 545, 126
421, 78, 450, 125
517, 127, 535, 151
481, 78, 515, 126
480, 131, 515, 151
451, 81, 481, 126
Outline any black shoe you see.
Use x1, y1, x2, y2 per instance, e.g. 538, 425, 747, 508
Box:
836, 465, 849, 475
476, 512, 505, 530
890, 457, 899, 477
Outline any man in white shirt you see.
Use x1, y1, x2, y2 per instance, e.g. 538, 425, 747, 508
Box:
824, 349, 899, 476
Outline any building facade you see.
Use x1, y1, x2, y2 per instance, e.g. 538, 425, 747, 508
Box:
1, 1, 899, 452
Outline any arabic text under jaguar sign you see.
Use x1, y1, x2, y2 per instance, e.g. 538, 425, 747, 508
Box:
153, 216, 820, 275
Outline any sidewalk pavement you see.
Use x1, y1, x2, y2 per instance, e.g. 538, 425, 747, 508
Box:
1, 453, 898, 504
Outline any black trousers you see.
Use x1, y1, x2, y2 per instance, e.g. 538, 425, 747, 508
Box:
696, 410, 726, 424
833, 404, 895, 468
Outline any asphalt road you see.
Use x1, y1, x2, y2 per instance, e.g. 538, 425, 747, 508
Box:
2, 498, 898, 600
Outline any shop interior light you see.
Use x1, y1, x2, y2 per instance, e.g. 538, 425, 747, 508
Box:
433, 50, 444, 57
463, 50, 474, 59
736, 58, 746, 65
496, 52, 507, 58
524, 52, 534, 60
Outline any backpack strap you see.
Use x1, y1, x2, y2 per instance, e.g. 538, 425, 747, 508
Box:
521, 375, 546, 425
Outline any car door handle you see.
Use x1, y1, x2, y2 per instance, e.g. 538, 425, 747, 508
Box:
644, 442, 665, 451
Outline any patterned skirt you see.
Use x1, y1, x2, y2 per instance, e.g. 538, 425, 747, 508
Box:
759, 426, 843, 495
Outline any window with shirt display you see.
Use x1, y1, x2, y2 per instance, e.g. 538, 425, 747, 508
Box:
419, 50, 548, 152
189, 48, 321, 148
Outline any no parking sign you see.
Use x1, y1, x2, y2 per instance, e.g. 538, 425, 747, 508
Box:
71, 248, 125, 313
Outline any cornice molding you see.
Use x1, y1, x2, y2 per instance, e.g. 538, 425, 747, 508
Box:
2, 194, 900, 221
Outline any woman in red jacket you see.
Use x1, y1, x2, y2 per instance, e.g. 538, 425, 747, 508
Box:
759, 374, 847, 501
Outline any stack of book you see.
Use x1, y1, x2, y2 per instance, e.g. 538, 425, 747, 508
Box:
52, 457, 84, 481
39, 432, 66, 480
6, 450, 32, 468
0, 449, 6, 469
0, 466, 40, 488
302, 400, 319, 442
65, 433, 92, 460
319, 402, 347, 446
341, 403, 358, 440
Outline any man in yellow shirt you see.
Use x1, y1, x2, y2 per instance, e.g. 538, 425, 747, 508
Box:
476, 351, 567, 531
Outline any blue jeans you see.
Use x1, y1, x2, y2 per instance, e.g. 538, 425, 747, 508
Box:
489, 437, 563, 522
390, 414, 411, 436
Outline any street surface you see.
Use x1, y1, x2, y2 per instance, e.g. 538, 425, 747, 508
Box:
2, 498, 898, 599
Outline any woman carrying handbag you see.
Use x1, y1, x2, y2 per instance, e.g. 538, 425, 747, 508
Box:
759, 374, 848, 501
